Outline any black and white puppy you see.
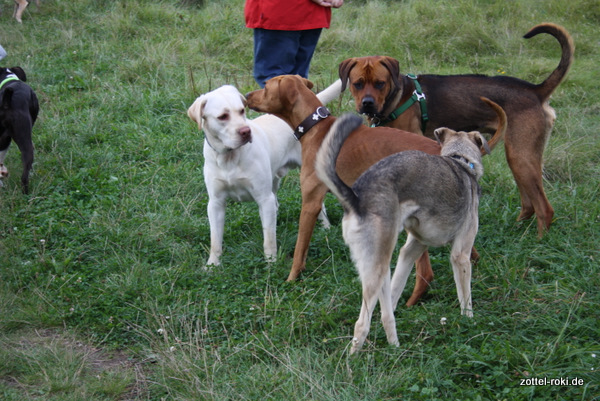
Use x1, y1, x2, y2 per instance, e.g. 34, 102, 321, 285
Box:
0, 66, 39, 193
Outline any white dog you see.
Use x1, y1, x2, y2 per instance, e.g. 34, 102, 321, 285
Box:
188, 81, 341, 268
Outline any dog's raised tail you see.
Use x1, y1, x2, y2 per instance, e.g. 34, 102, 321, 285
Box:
315, 114, 363, 213
480, 97, 507, 154
524, 23, 574, 101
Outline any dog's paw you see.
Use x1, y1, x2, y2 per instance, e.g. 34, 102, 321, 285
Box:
349, 337, 363, 355
203, 258, 220, 271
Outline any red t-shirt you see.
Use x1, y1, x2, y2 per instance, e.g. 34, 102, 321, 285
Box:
244, 0, 332, 31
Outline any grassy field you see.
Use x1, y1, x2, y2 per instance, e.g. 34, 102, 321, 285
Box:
0, 0, 598, 399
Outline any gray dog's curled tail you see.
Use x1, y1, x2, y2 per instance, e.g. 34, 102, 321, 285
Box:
315, 113, 363, 213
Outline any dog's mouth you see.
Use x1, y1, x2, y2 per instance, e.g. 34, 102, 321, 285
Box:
359, 96, 382, 117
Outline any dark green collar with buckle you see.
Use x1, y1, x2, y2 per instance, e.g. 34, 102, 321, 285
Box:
371, 74, 429, 132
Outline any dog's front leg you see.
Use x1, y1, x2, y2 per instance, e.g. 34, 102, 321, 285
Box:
286, 180, 329, 281
206, 196, 226, 268
257, 192, 278, 263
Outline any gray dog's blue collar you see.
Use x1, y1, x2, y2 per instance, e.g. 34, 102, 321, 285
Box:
451, 155, 475, 170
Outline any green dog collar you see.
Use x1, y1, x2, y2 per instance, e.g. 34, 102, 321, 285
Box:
372, 74, 429, 132
0, 74, 20, 90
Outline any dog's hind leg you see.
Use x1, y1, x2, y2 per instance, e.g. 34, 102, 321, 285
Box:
505, 118, 554, 237
347, 217, 398, 354
405, 251, 434, 307
450, 240, 473, 317
8, 119, 34, 194
378, 270, 399, 348
507, 152, 554, 238
391, 233, 428, 310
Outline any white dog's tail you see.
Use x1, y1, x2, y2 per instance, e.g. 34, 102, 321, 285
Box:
316, 79, 343, 105
315, 113, 363, 213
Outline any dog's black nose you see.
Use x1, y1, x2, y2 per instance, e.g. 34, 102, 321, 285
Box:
361, 96, 376, 113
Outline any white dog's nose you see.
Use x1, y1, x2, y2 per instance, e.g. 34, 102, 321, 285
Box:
239, 126, 252, 143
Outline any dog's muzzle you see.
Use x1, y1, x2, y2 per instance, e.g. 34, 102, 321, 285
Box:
360, 95, 379, 115
238, 126, 252, 144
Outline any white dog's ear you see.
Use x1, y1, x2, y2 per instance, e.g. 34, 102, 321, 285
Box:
187, 95, 207, 126
240, 93, 248, 107
434, 127, 451, 145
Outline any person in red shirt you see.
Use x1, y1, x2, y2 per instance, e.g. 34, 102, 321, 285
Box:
245, 0, 344, 87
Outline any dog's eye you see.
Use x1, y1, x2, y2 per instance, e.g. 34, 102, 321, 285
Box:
218, 113, 229, 121
374, 81, 385, 90
353, 82, 364, 90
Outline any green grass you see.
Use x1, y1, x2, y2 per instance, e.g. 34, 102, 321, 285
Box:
1, 0, 598, 399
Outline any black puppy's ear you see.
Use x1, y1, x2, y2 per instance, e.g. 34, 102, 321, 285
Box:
9, 66, 27, 81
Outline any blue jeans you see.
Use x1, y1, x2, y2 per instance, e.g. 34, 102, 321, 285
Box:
252, 28, 322, 87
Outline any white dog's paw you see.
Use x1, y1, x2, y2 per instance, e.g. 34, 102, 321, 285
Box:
349, 337, 363, 355
203, 257, 220, 271
462, 308, 474, 318
265, 253, 277, 265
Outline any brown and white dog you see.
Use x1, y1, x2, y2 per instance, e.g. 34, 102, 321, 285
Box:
315, 109, 504, 353
246, 75, 504, 305
338, 23, 574, 238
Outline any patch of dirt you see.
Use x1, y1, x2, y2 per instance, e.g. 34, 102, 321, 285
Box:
0, 328, 152, 400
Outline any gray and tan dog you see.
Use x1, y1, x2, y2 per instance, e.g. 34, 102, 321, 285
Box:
315, 99, 506, 354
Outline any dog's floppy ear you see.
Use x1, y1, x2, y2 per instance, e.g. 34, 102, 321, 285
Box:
338, 58, 357, 92
379, 56, 402, 89
434, 127, 452, 145
296, 75, 314, 90
473, 132, 491, 155
239, 92, 248, 107
9, 67, 27, 82
187, 95, 207, 126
